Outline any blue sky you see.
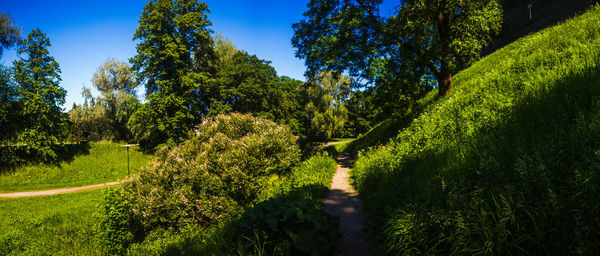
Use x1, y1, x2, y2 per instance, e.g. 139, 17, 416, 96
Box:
0, 0, 398, 109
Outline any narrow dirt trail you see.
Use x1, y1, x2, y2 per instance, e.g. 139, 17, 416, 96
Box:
324, 152, 371, 255
0, 181, 122, 198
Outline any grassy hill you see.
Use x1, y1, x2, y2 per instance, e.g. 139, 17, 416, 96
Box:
352, 4, 600, 255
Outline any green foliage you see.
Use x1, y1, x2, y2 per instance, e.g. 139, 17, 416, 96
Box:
12, 28, 67, 162
259, 153, 338, 202
0, 13, 21, 151
342, 90, 377, 137
69, 58, 140, 143
344, 92, 437, 156
292, 0, 502, 98
207, 49, 305, 133
114, 113, 300, 240
305, 71, 350, 141
240, 198, 340, 255
0, 12, 21, 59
97, 188, 135, 255
70, 59, 139, 142
0, 142, 153, 192
0, 65, 20, 149
352, 6, 600, 254
239, 154, 339, 255
128, 0, 214, 149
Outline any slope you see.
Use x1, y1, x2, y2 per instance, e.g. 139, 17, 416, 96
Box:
352, 4, 600, 255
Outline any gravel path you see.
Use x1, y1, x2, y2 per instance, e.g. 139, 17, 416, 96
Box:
324, 152, 371, 255
0, 181, 122, 198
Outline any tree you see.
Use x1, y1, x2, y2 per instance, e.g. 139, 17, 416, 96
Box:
0, 13, 21, 59
343, 89, 377, 136
292, 0, 502, 97
13, 28, 66, 161
68, 87, 113, 142
305, 71, 350, 141
205, 36, 307, 134
128, 0, 214, 149
0, 13, 21, 145
91, 59, 139, 140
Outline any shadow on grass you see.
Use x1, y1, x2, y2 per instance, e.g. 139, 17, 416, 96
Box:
148, 183, 339, 255
356, 64, 600, 254
0, 142, 91, 174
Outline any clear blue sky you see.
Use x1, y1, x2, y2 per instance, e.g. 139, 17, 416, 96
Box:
0, 0, 398, 109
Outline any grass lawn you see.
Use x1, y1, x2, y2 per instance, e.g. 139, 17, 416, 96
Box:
0, 142, 154, 192
0, 190, 106, 255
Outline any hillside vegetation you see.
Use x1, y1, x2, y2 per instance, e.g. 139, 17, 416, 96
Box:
352, 5, 600, 255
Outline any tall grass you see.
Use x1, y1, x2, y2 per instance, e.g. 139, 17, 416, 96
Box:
352, 5, 600, 255
343, 92, 437, 157
0, 142, 153, 192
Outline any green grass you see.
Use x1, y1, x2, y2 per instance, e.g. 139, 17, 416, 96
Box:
352, 5, 600, 255
343, 92, 437, 156
0, 190, 106, 255
0, 142, 154, 192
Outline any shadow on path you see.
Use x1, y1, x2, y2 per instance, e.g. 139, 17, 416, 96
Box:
324, 152, 371, 256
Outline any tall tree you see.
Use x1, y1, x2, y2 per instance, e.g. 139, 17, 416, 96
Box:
13, 29, 66, 161
305, 71, 350, 141
0, 13, 21, 146
91, 59, 139, 140
206, 37, 306, 134
128, 0, 214, 149
292, 0, 502, 96
0, 13, 21, 59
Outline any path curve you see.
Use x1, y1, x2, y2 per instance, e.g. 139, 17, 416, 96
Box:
324, 152, 371, 255
0, 181, 123, 198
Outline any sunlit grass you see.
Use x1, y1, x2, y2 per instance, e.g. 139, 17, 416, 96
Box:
0, 143, 154, 192
0, 190, 105, 255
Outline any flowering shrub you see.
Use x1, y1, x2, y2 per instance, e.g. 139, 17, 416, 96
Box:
102, 113, 301, 244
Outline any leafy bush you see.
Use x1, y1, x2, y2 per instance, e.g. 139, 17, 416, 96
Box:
96, 188, 135, 255
101, 113, 301, 250
240, 198, 340, 255
352, 5, 600, 255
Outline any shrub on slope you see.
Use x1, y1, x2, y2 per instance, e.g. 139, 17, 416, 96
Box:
353, 5, 600, 255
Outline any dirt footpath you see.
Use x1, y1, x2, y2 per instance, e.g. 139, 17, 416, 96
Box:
324, 152, 371, 255
0, 181, 122, 198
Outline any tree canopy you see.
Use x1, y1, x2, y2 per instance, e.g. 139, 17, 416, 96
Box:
292, 0, 502, 96
12, 28, 67, 161
128, 0, 214, 149
0, 13, 21, 59
304, 71, 350, 141
69, 59, 140, 142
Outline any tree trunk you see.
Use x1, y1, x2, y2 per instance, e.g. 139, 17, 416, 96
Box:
438, 63, 454, 96
436, 1, 454, 97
